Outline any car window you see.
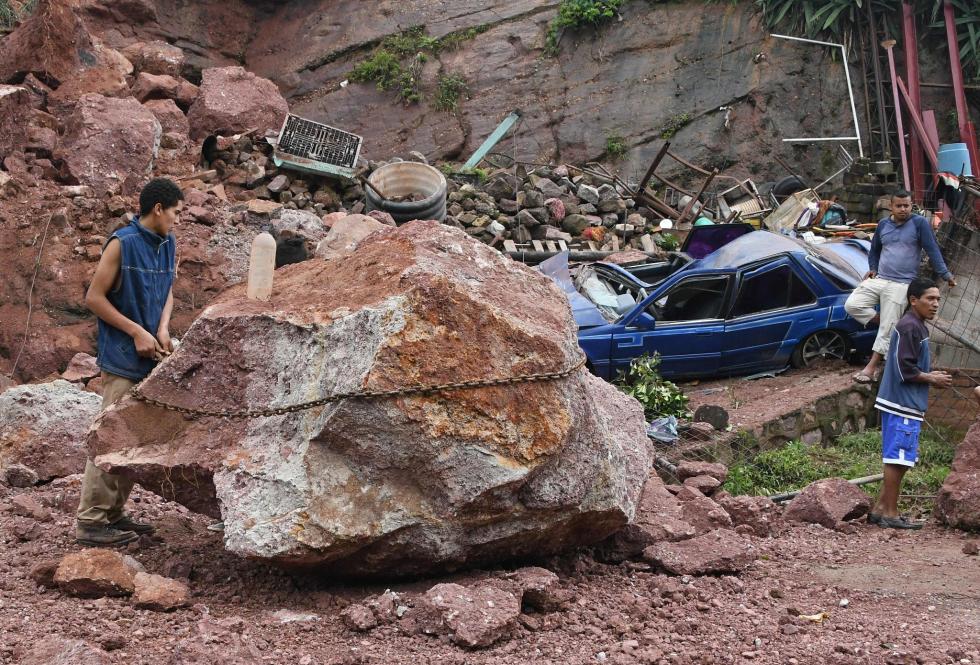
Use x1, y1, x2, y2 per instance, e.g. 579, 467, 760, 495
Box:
731, 265, 815, 318
649, 275, 729, 322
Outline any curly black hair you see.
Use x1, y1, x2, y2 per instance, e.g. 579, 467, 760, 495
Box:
139, 177, 184, 216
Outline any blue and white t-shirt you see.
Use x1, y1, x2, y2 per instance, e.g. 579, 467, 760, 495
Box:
874, 311, 931, 421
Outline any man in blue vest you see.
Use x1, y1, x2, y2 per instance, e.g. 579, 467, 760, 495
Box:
869, 277, 952, 529
845, 189, 955, 383
75, 178, 182, 546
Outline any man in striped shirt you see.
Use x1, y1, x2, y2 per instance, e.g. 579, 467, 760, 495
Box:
869, 278, 952, 529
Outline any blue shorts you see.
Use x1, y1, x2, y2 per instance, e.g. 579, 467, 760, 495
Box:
881, 411, 921, 467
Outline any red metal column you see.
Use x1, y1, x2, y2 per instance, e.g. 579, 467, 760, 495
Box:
902, 2, 924, 198
944, 0, 980, 178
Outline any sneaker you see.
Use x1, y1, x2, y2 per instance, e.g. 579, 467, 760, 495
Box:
867, 512, 882, 524
108, 515, 155, 535
877, 515, 924, 530
76, 524, 139, 547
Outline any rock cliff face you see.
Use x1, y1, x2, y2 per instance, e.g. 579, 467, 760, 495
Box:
74, 0, 857, 185
88, 221, 653, 576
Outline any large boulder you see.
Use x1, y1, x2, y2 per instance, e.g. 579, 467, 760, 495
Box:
54, 94, 161, 196
187, 66, 288, 140
783, 477, 872, 529
121, 41, 186, 78
936, 420, 980, 531
87, 221, 653, 576
0, 380, 102, 481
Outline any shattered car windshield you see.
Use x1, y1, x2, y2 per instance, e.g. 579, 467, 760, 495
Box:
574, 265, 647, 323
806, 243, 863, 287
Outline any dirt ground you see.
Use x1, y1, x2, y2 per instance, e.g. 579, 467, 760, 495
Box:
2, 475, 978, 665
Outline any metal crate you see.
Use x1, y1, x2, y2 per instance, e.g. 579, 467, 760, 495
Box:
273, 114, 362, 179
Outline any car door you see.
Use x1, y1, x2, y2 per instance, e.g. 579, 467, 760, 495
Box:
722, 259, 819, 372
612, 273, 732, 379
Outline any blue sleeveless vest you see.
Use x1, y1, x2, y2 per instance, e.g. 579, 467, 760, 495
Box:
96, 218, 175, 381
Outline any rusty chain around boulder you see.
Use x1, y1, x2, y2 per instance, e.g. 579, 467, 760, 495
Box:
130, 355, 587, 419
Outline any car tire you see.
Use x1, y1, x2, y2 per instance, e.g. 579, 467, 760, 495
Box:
771, 175, 807, 202
791, 330, 849, 369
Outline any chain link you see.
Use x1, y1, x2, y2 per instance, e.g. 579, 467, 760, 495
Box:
130, 355, 587, 419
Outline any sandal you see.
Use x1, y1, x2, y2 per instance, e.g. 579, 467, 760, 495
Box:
852, 372, 875, 384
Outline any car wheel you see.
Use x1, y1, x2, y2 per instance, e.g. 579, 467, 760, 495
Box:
791, 330, 848, 368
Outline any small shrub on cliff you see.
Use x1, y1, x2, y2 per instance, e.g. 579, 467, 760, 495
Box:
660, 112, 693, 140
546, 0, 625, 54
435, 74, 469, 112
349, 50, 403, 90
605, 133, 627, 159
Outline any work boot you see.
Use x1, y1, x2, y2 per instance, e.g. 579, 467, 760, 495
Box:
76, 523, 139, 547
108, 514, 155, 535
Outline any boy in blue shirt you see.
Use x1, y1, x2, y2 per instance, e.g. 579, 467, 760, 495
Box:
845, 190, 955, 384
75, 178, 183, 546
869, 277, 952, 529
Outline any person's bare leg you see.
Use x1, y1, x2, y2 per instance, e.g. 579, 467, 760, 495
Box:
858, 351, 883, 381
873, 463, 908, 518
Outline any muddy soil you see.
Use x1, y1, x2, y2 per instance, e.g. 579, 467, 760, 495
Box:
1, 477, 977, 664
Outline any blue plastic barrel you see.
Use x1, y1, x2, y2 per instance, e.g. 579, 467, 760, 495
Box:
937, 143, 973, 177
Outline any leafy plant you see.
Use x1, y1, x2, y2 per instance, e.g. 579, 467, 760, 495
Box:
605, 132, 627, 159
660, 112, 693, 140
0, 0, 34, 29
435, 73, 468, 112
926, 0, 980, 82
349, 50, 403, 90
546, 0, 625, 54
655, 232, 680, 251
616, 353, 690, 419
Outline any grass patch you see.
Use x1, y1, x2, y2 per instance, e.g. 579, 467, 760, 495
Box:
546, 0, 625, 54
660, 112, 693, 139
435, 74, 468, 112
349, 25, 488, 105
723, 428, 956, 504
1, 0, 35, 29
605, 133, 627, 159
438, 164, 489, 182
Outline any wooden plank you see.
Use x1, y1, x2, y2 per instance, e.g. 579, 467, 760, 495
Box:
587, 241, 598, 251
557, 240, 568, 251
544, 241, 558, 252
610, 234, 620, 251
532, 240, 545, 252
503, 240, 518, 252
639, 234, 657, 253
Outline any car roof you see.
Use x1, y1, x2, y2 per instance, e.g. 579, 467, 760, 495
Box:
691, 231, 805, 270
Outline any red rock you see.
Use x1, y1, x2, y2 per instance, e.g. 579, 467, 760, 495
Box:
61, 352, 99, 383
716, 494, 780, 537
366, 209, 397, 226
784, 478, 872, 529
604, 250, 651, 265
683, 474, 721, 495
26, 125, 58, 156
121, 41, 186, 78
604, 480, 695, 559
643, 528, 756, 575
420, 582, 520, 648
88, 221, 653, 576
963, 541, 978, 556
314, 213, 393, 260
506, 566, 566, 612
143, 99, 189, 137
675, 485, 733, 534
175, 80, 200, 109
0, 1, 97, 84
676, 461, 729, 483
85, 375, 104, 396
2, 463, 38, 487
54, 549, 140, 598
46, 61, 131, 112
0, 380, 102, 481
132, 572, 191, 611
187, 66, 288, 140
0, 86, 32, 158
11, 493, 51, 521
131, 72, 182, 103
936, 420, 980, 531
0, 373, 17, 393
341, 603, 377, 631
54, 94, 161, 197
29, 559, 61, 588
19, 637, 113, 665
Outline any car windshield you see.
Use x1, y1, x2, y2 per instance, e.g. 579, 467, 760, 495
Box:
574, 264, 647, 323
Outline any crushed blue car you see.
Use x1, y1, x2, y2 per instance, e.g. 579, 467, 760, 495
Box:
541, 230, 876, 381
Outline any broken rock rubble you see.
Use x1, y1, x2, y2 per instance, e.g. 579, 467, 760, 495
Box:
936, 419, 980, 531
643, 528, 756, 575
783, 477, 872, 529
88, 221, 653, 576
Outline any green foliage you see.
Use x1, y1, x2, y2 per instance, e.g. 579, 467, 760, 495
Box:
926, 0, 980, 82
722, 429, 955, 504
655, 232, 680, 251
546, 0, 625, 54
605, 133, 628, 159
0, 0, 34, 29
660, 113, 693, 140
438, 164, 489, 181
616, 353, 690, 419
435, 74, 469, 112
349, 50, 403, 90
